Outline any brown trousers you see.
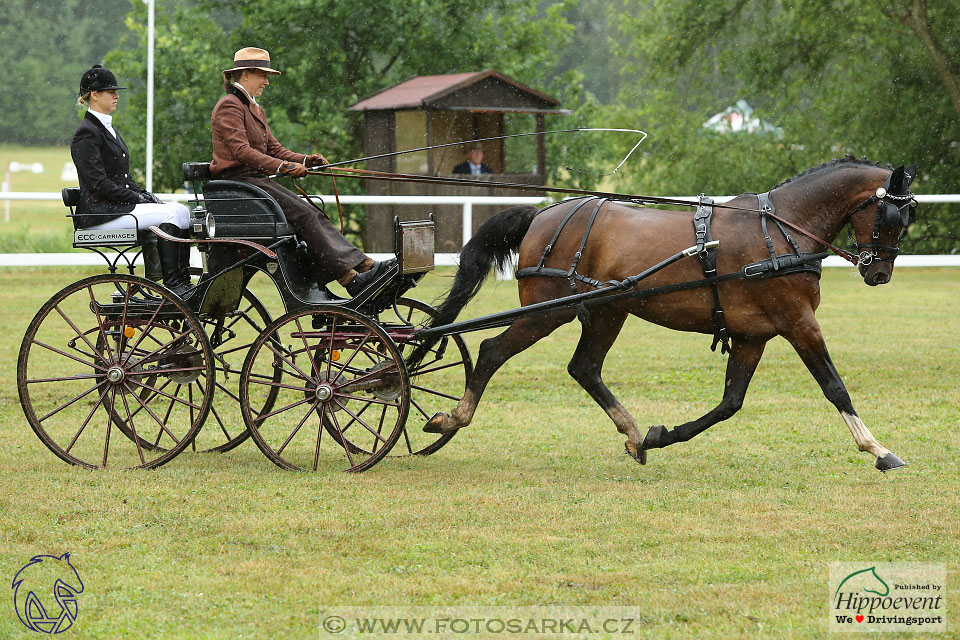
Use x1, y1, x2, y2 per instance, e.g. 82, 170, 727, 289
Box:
213, 168, 365, 280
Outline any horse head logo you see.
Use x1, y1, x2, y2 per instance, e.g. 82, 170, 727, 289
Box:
11, 553, 84, 634
834, 566, 890, 599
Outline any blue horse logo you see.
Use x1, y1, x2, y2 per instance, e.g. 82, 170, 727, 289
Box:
11, 553, 84, 634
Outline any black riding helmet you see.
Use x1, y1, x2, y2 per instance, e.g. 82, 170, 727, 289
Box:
79, 65, 127, 96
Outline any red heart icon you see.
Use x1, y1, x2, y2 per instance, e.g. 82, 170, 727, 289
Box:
855, 615, 864, 623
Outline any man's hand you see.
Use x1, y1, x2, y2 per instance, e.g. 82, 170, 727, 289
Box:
305, 153, 328, 168
279, 161, 308, 178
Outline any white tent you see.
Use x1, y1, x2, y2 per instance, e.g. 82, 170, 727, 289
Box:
703, 99, 782, 138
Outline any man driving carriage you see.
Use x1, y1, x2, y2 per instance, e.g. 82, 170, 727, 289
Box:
210, 47, 394, 295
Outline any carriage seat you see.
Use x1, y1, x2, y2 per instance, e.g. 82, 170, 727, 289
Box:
63, 187, 140, 247
201, 181, 295, 239
62, 187, 81, 208
181, 162, 294, 240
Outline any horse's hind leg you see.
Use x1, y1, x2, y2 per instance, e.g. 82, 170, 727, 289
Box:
424, 310, 575, 433
642, 336, 768, 453
782, 320, 905, 472
566, 310, 648, 462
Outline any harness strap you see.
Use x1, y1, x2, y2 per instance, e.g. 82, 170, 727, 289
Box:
566, 198, 608, 293
692, 196, 730, 353
534, 196, 598, 271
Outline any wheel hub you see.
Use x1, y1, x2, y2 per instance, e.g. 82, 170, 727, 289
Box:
106, 366, 125, 384
315, 384, 334, 402
162, 346, 203, 384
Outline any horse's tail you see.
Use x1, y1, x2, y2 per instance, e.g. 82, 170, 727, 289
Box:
407, 205, 540, 368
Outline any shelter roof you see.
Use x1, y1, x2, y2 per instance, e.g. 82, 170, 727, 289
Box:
349, 70, 564, 113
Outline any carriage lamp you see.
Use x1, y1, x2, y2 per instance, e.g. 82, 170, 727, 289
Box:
191, 206, 216, 239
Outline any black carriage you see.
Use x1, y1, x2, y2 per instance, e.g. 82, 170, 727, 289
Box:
17, 163, 471, 472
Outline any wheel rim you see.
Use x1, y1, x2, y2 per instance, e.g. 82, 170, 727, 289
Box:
17, 274, 214, 470
381, 298, 472, 456
240, 306, 409, 472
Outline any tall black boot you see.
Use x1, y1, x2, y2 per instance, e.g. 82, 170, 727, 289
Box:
157, 223, 197, 300
141, 233, 163, 282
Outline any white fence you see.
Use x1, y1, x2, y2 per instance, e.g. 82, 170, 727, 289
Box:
1, 192, 958, 269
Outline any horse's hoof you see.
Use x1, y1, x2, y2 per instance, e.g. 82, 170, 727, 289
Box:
423, 412, 458, 434
642, 424, 668, 450
875, 452, 906, 472
624, 442, 647, 465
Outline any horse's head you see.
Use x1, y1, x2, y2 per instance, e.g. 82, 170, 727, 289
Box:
849, 164, 918, 286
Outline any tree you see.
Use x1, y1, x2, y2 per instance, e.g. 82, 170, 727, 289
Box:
608, 0, 959, 252
0, 0, 131, 145
105, 2, 226, 191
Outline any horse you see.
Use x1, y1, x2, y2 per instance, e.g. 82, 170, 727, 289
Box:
416, 157, 918, 472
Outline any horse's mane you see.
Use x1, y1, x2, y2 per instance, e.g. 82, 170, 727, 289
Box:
773, 155, 893, 189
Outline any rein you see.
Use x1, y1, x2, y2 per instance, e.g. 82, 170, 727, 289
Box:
303, 166, 913, 267
288, 175, 346, 234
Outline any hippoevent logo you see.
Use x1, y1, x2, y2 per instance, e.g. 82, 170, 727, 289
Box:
829, 562, 945, 633
11, 553, 84, 634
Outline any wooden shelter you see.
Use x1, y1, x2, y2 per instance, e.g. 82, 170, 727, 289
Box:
349, 70, 569, 251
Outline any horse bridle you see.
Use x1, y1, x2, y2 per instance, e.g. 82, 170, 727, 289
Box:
846, 181, 918, 266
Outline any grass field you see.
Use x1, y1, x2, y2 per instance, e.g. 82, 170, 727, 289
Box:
0, 265, 957, 638
0, 145, 88, 253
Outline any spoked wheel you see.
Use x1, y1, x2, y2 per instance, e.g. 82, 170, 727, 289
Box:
191, 288, 278, 453
381, 298, 472, 456
240, 306, 409, 472
17, 274, 214, 469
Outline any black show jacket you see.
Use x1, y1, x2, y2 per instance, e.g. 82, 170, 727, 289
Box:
70, 111, 147, 227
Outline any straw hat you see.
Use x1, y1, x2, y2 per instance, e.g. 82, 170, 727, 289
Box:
223, 47, 281, 75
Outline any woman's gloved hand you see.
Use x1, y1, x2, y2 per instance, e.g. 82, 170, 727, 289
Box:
305, 153, 328, 168
279, 161, 308, 178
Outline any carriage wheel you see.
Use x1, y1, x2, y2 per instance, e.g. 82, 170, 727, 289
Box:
191, 288, 278, 453
17, 274, 214, 469
240, 306, 409, 472
380, 298, 472, 456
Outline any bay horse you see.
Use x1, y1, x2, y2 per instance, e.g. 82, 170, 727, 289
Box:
417, 157, 918, 472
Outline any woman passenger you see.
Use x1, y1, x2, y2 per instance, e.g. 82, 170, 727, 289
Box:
71, 64, 195, 299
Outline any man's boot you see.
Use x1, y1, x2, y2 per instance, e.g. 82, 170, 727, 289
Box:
157, 223, 197, 300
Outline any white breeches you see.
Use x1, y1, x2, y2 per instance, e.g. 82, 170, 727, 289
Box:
87, 202, 190, 231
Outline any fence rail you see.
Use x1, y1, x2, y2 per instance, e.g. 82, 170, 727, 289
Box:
1, 192, 957, 270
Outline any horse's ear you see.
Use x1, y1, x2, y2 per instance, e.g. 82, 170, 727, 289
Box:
888, 165, 905, 192
903, 164, 918, 188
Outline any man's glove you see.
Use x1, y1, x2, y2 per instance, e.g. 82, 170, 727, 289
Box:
279, 161, 308, 178
305, 153, 329, 168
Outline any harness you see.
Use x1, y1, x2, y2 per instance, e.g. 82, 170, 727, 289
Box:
846, 181, 918, 265
516, 195, 828, 353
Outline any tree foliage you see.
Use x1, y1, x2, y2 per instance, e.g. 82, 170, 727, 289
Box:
104, 0, 584, 194
604, 0, 959, 252
0, 0, 131, 145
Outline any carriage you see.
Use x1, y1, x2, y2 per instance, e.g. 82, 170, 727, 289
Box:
17, 162, 472, 472
18, 155, 918, 474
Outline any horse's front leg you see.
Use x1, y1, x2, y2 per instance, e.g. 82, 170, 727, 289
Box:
782, 319, 905, 472
642, 336, 768, 452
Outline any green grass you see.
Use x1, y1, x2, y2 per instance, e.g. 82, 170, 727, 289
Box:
1, 266, 958, 639
0, 145, 80, 253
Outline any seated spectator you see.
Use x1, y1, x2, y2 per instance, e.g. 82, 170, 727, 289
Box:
452, 143, 493, 175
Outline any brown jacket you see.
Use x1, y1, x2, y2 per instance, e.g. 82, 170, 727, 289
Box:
210, 87, 305, 176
